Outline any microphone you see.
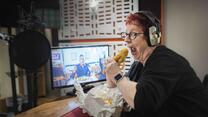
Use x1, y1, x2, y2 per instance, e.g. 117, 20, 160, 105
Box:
0, 33, 11, 41
0, 33, 4, 39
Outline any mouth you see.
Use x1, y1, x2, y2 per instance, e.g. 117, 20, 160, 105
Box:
130, 47, 137, 55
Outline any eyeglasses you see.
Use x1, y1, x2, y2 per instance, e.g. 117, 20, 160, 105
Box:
120, 32, 144, 40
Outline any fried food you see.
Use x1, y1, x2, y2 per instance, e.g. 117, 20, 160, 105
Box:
113, 48, 128, 64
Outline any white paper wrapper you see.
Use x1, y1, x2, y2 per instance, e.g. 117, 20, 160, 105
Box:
74, 81, 123, 117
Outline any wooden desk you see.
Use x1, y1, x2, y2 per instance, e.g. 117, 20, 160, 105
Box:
15, 97, 79, 117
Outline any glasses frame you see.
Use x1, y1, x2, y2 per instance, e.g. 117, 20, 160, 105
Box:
120, 32, 144, 40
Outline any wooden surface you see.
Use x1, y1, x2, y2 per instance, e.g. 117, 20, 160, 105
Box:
15, 97, 79, 117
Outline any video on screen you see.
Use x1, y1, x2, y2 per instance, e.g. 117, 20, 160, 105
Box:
51, 45, 109, 88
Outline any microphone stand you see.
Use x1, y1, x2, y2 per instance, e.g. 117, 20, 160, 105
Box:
8, 39, 18, 113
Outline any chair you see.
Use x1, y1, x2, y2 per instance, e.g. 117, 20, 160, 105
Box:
202, 74, 208, 87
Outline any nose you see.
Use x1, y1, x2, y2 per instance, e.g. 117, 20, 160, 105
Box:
123, 36, 131, 44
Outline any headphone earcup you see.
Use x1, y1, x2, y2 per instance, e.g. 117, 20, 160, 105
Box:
149, 26, 160, 46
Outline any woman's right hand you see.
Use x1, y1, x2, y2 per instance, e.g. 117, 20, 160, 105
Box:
104, 57, 118, 88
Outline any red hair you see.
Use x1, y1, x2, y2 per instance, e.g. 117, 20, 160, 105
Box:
125, 12, 152, 32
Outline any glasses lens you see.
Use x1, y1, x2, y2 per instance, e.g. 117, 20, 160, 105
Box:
120, 32, 127, 39
129, 32, 137, 40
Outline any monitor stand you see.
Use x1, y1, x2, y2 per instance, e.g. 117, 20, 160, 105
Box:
66, 83, 95, 96
81, 84, 95, 93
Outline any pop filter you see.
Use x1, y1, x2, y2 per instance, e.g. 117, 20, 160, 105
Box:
12, 30, 50, 70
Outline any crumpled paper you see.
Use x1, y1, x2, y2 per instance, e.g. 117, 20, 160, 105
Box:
74, 81, 123, 117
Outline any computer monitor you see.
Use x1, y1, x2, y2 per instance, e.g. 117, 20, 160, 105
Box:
50, 45, 109, 89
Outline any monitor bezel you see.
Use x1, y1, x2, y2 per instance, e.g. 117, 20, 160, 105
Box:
50, 44, 109, 89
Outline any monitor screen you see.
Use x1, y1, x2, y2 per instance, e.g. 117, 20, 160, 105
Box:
50, 45, 109, 88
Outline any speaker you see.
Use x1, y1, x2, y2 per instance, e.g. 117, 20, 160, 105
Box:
137, 11, 161, 46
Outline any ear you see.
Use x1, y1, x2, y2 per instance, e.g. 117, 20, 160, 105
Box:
149, 26, 160, 46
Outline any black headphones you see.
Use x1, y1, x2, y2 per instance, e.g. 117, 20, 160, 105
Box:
136, 11, 161, 46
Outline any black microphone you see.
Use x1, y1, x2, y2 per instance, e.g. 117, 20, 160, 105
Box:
0, 33, 11, 41
0, 33, 4, 40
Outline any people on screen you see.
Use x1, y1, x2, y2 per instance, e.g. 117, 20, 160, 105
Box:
75, 54, 90, 78
52, 63, 66, 87
64, 66, 76, 80
98, 57, 106, 80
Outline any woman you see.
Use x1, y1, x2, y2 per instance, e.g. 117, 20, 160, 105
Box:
105, 11, 208, 117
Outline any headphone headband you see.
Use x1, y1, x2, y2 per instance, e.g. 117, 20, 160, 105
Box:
136, 11, 160, 31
